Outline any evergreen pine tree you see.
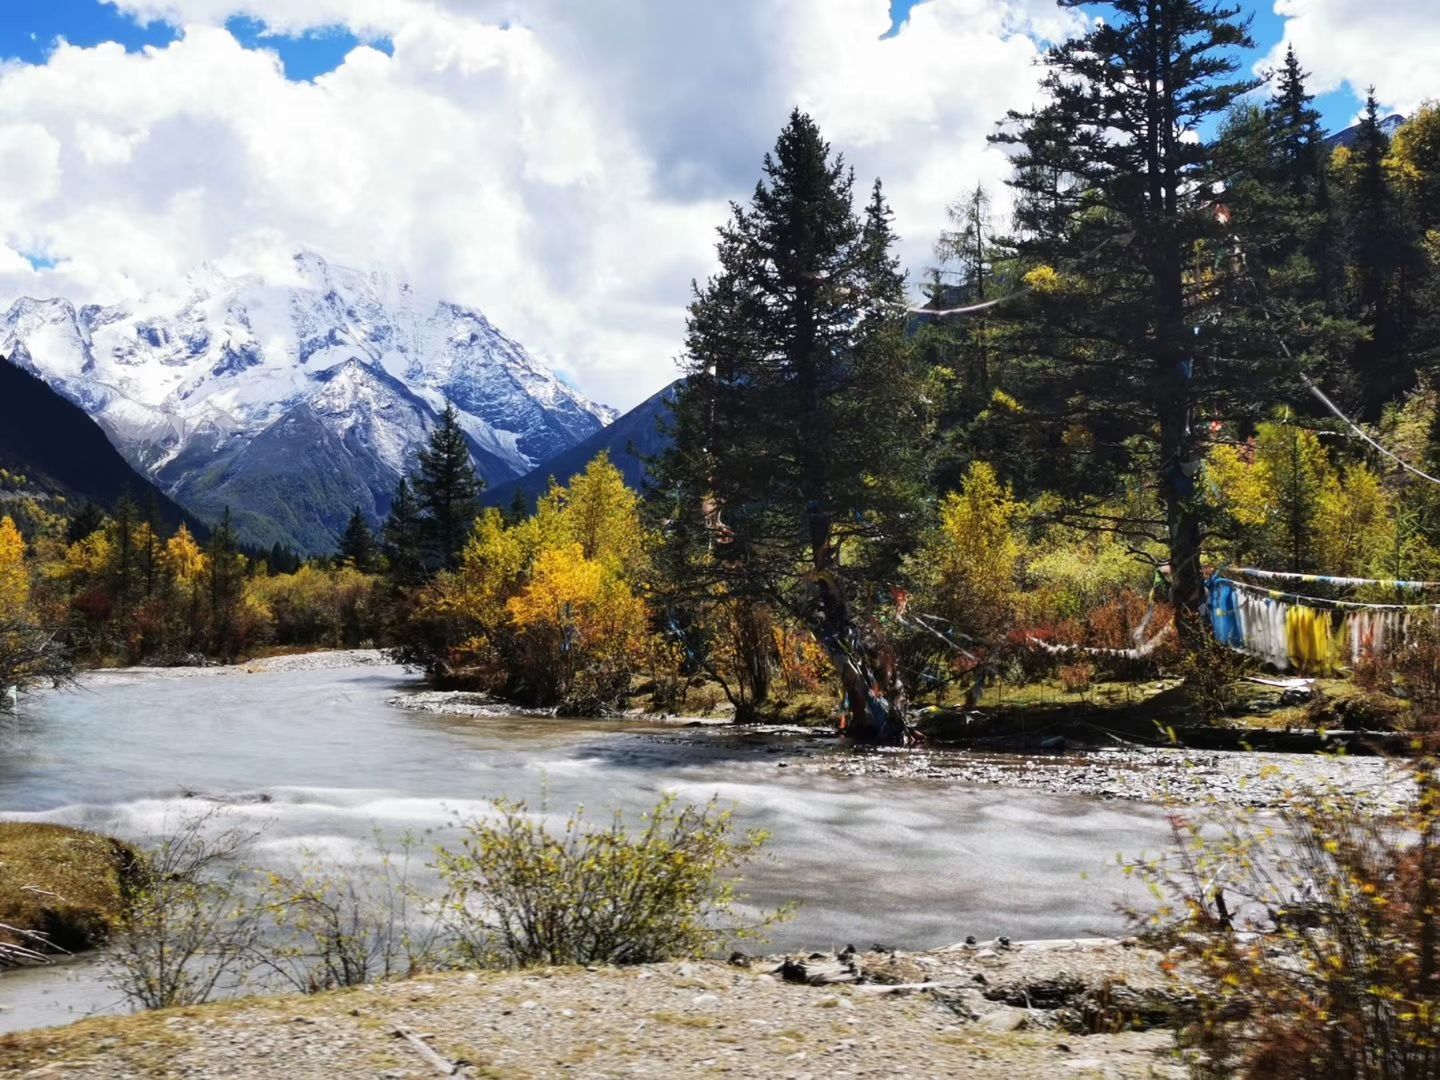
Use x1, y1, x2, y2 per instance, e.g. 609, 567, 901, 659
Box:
207, 506, 241, 652
140, 493, 162, 599
503, 488, 531, 528
934, 184, 992, 302
414, 405, 482, 571
338, 507, 377, 573
109, 491, 139, 612
991, 0, 1266, 624
1271, 46, 1326, 199
656, 111, 927, 743
67, 502, 105, 545
1341, 90, 1418, 416
1267, 47, 1345, 315
382, 477, 427, 587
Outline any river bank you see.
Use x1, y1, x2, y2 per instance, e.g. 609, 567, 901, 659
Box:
392, 686, 1414, 811
0, 824, 139, 967
0, 938, 1186, 1078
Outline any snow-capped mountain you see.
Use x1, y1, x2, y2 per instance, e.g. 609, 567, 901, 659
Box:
0, 252, 614, 553
1326, 113, 1407, 150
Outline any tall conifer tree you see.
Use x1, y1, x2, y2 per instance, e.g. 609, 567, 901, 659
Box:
338, 507, 377, 573
414, 404, 482, 572
657, 111, 926, 743
383, 478, 427, 587
992, 0, 1267, 624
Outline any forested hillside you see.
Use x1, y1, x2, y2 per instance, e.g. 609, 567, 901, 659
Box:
0, 357, 202, 536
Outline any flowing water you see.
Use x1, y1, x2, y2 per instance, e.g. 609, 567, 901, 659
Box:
0, 661, 1173, 1033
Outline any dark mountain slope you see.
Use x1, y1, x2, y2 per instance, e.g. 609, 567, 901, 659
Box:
1326, 113, 1406, 149
484, 381, 678, 510
0, 355, 204, 534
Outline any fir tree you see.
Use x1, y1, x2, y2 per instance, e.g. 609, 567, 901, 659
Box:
338, 507, 377, 573
934, 184, 992, 303
207, 506, 241, 652
656, 111, 927, 743
991, 0, 1266, 624
140, 492, 162, 599
503, 488, 531, 528
1341, 90, 1418, 416
414, 404, 482, 571
267, 542, 300, 575
1271, 46, 1326, 199
382, 477, 426, 587
67, 502, 105, 545
109, 490, 139, 612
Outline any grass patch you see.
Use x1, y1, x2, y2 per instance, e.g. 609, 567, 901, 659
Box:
650, 1011, 718, 1029
0, 822, 142, 959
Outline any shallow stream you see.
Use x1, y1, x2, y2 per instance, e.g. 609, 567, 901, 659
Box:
0, 661, 1172, 1032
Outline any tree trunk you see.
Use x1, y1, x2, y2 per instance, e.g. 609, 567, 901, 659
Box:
734, 601, 773, 714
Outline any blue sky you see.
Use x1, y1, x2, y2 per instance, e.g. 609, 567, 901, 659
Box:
0, 0, 1418, 409
0, 2, 391, 81
0, 1, 1371, 130
888, 0, 1365, 130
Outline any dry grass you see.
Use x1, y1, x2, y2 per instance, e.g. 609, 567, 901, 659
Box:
0, 822, 141, 958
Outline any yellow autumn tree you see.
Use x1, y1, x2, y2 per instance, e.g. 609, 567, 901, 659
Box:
0, 516, 30, 624
560, 452, 646, 572
1388, 103, 1440, 209
1206, 420, 1337, 572
162, 525, 208, 587
1254, 420, 1332, 572
505, 543, 649, 710
921, 461, 1024, 639
400, 453, 656, 710
1313, 464, 1389, 576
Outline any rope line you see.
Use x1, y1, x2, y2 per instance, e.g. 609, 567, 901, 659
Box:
894, 289, 1033, 317
1224, 576, 1440, 612
1237, 249, 1440, 488
1228, 567, 1440, 591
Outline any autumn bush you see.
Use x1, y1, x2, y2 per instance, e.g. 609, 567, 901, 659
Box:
914, 460, 1025, 642
436, 794, 785, 967
1177, 628, 1252, 722
244, 564, 385, 649
1129, 761, 1440, 1079
103, 808, 263, 1011
397, 454, 653, 712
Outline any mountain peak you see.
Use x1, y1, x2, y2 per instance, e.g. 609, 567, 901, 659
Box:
2, 254, 616, 553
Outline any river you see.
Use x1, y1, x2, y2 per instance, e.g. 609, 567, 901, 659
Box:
0, 659, 1173, 1033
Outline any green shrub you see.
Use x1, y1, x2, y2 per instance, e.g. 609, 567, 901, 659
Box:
436, 794, 787, 967
257, 832, 443, 993
1177, 629, 1252, 722
103, 809, 263, 1010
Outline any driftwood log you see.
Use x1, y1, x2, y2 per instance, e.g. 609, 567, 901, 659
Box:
392, 1025, 467, 1076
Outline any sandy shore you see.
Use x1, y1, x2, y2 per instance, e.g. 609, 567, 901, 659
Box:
79, 649, 395, 685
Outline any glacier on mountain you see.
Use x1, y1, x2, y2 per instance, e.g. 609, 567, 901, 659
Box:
0, 252, 614, 553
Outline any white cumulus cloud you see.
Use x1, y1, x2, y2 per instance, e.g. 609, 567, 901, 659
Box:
1265, 0, 1440, 118
0, 1, 1086, 408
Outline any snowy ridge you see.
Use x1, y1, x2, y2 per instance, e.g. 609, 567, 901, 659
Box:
0, 252, 614, 552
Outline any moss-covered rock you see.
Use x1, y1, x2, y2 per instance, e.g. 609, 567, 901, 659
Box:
0, 822, 142, 960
